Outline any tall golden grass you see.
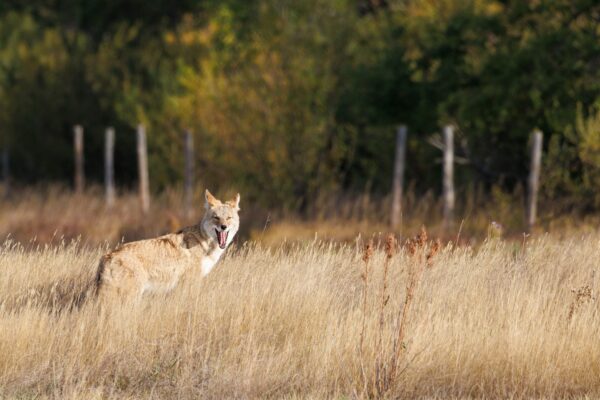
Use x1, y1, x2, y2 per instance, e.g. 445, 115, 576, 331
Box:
2, 230, 600, 398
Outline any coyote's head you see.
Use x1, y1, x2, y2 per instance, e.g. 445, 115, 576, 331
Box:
201, 190, 241, 250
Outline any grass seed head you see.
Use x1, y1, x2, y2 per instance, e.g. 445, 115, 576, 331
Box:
417, 226, 428, 248
427, 239, 441, 267
385, 234, 396, 259
406, 226, 429, 257
568, 284, 594, 321
363, 239, 374, 264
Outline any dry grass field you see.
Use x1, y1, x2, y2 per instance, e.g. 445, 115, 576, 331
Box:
1, 227, 600, 399
0, 185, 569, 246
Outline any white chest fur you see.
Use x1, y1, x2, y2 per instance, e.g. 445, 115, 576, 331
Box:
200, 250, 224, 276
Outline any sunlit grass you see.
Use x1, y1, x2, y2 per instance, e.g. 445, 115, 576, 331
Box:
1, 232, 600, 398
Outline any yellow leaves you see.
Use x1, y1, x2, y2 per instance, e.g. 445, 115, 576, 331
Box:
407, 0, 504, 19
484, 1, 504, 16
200, 22, 218, 45
577, 107, 600, 168
164, 16, 218, 47
37, 29, 69, 71
164, 27, 212, 47
167, 29, 340, 201
181, 31, 197, 46
164, 32, 176, 45
4, 21, 69, 74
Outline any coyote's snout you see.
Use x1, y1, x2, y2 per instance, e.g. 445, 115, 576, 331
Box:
95, 190, 240, 303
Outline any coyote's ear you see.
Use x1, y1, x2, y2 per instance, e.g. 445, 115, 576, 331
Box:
205, 189, 221, 209
227, 193, 240, 211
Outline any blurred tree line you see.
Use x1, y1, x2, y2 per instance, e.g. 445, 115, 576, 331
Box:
0, 0, 598, 211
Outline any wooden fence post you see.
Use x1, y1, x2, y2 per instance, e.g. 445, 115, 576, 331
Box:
184, 129, 194, 219
443, 125, 455, 230
105, 127, 116, 208
2, 147, 9, 198
391, 125, 407, 229
73, 125, 84, 193
527, 129, 543, 232
137, 124, 150, 213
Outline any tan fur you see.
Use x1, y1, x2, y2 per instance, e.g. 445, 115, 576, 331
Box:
95, 190, 240, 304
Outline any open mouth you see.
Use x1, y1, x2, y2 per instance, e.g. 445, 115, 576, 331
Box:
215, 229, 228, 249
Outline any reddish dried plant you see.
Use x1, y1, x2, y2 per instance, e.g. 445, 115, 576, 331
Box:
385, 234, 396, 259
427, 239, 441, 268
358, 229, 440, 398
568, 285, 594, 321
373, 234, 396, 396
359, 239, 374, 352
377, 235, 395, 347
386, 227, 441, 394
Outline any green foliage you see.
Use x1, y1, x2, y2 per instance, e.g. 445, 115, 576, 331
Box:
0, 11, 92, 181
170, 0, 358, 208
0, 0, 599, 212
396, 0, 600, 186
543, 106, 600, 211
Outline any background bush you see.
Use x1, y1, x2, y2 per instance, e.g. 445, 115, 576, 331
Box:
0, 0, 598, 210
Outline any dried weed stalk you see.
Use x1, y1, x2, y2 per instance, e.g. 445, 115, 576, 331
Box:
359, 240, 374, 353
358, 239, 374, 396
568, 285, 594, 322
362, 227, 442, 398
372, 234, 396, 395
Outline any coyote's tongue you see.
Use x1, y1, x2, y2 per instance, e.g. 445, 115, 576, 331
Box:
215, 229, 228, 249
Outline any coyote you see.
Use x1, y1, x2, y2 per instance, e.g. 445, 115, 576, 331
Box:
95, 190, 240, 303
